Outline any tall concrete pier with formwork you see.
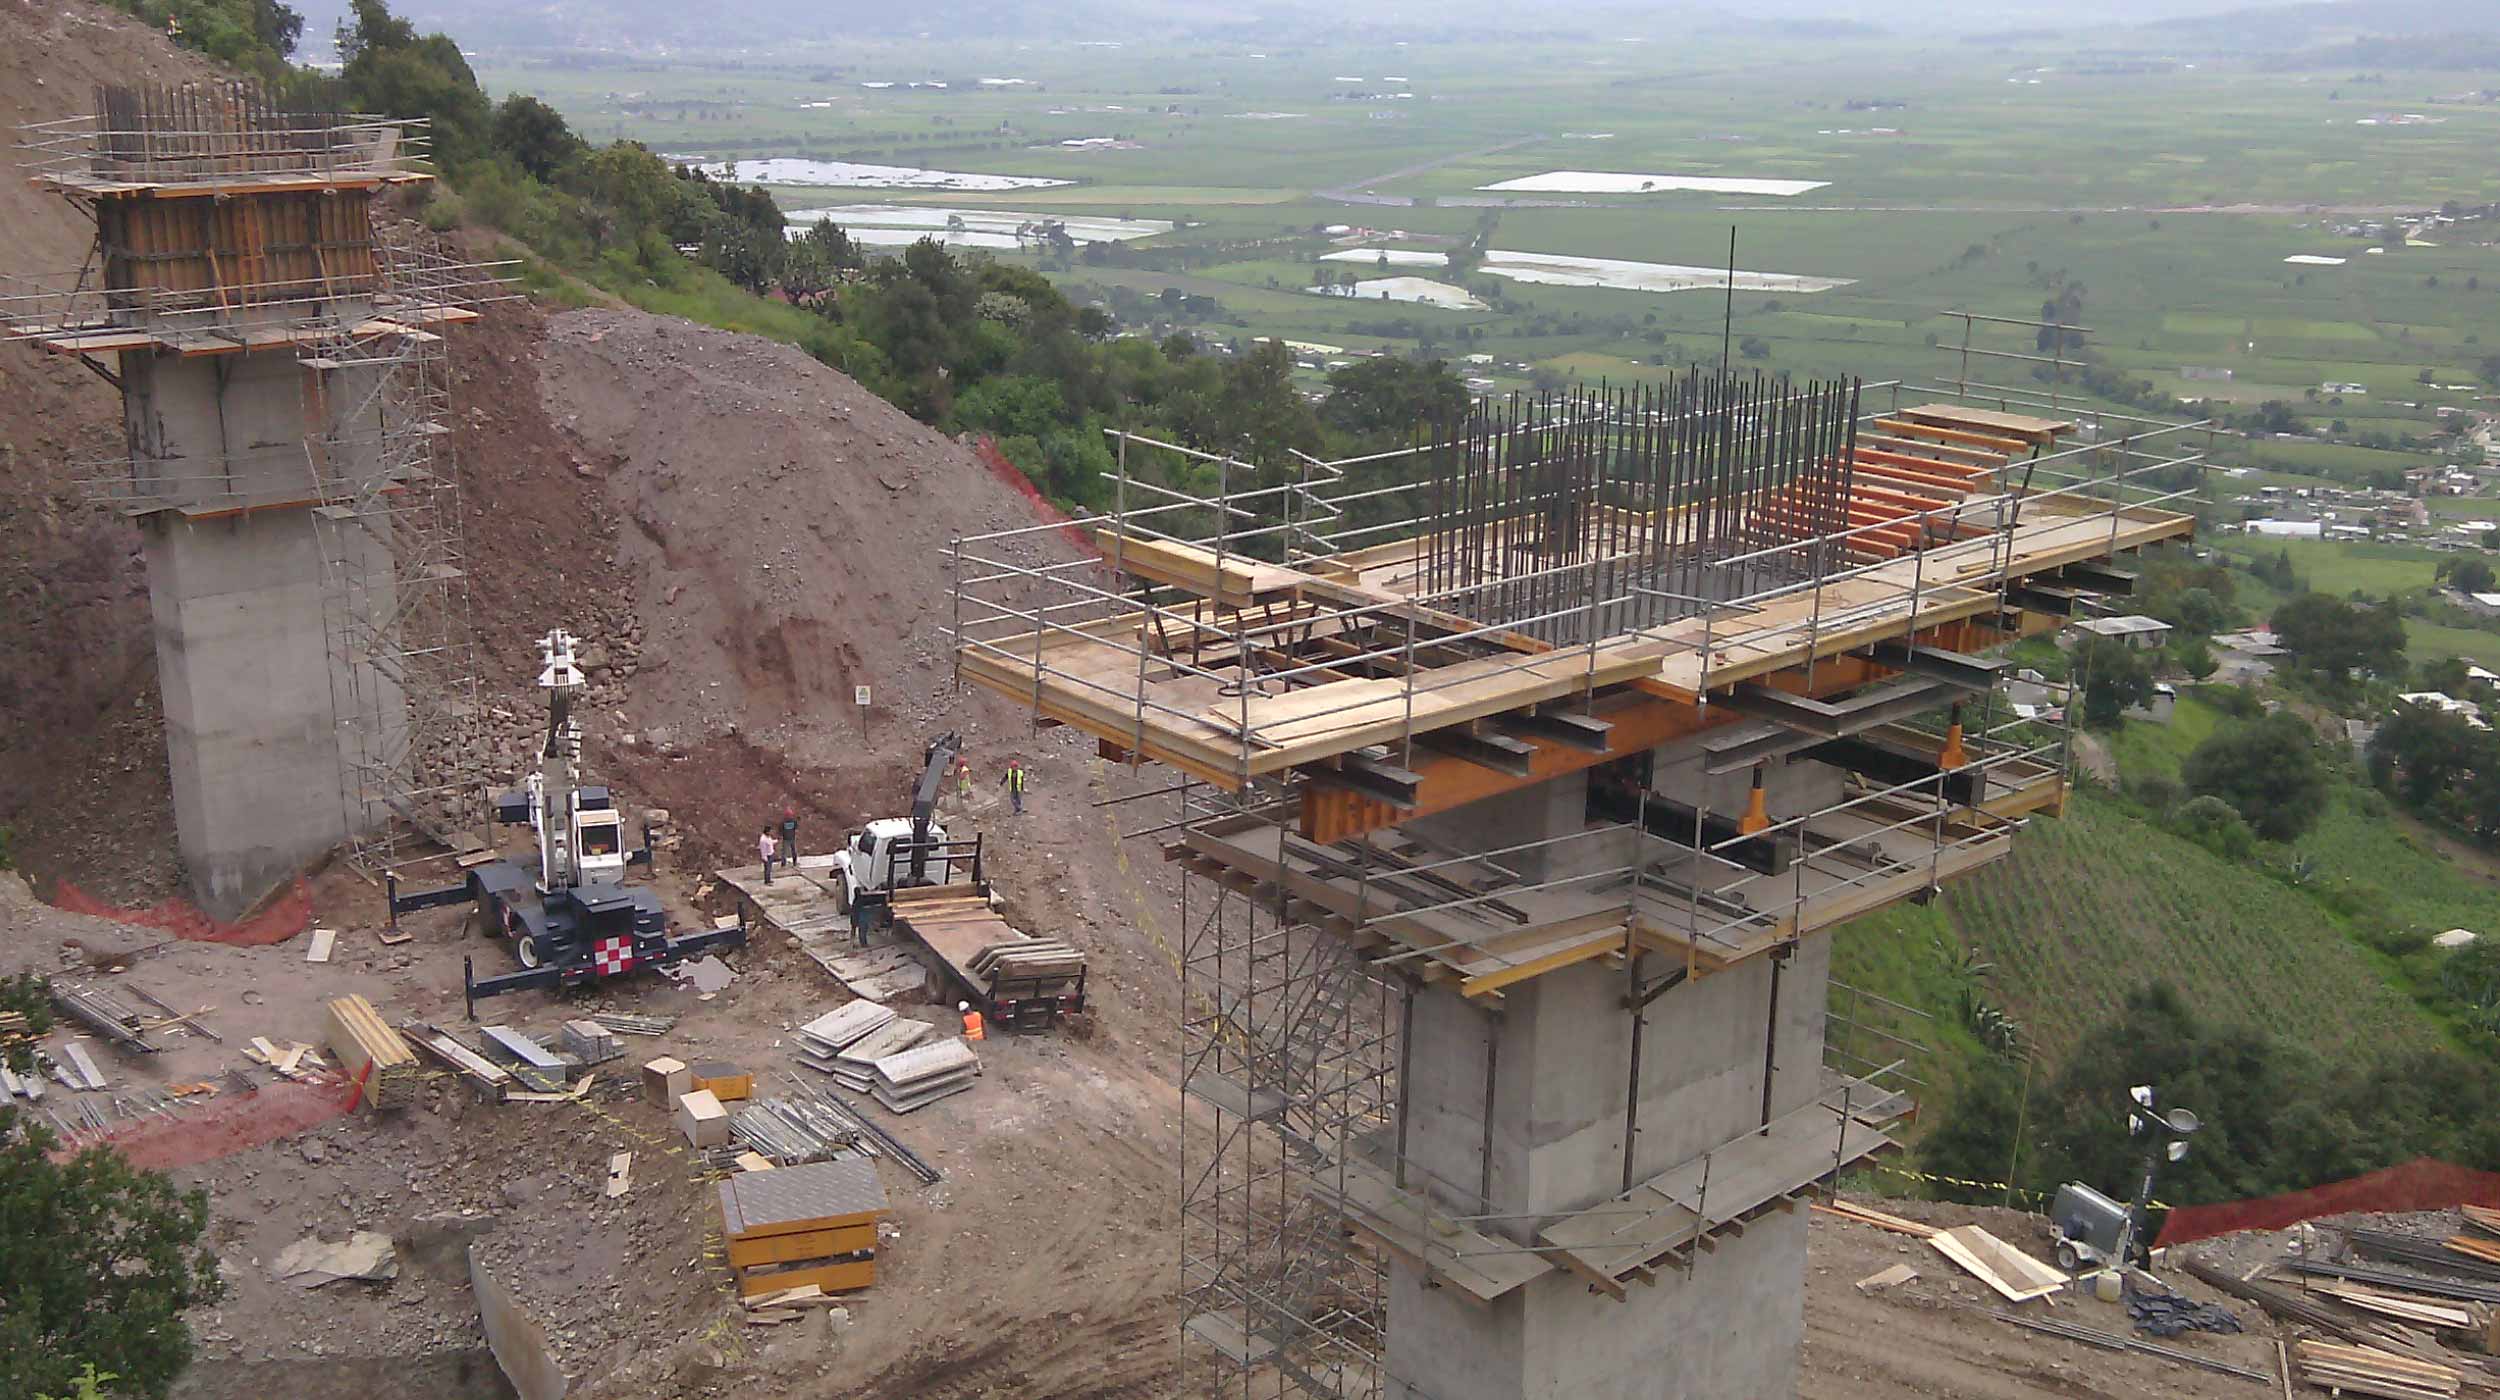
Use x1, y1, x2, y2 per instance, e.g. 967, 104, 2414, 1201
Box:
2, 83, 503, 916
952, 368, 2204, 1398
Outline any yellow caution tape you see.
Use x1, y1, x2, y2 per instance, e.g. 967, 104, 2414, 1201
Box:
1860, 1162, 2170, 1210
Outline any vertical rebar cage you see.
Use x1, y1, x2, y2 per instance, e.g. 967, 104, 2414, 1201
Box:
1419, 373, 1862, 644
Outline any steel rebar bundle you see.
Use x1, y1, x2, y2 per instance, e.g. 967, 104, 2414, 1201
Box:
1419, 370, 1862, 643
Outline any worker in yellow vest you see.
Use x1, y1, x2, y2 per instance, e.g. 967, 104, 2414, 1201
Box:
958, 1000, 986, 1042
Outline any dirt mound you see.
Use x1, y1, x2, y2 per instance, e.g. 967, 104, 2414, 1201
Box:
0, 1, 217, 900
512, 306, 1089, 866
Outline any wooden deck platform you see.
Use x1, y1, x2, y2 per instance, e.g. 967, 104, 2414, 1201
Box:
1534, 1087, 1895, 1299
1178, 791, 2017, 992
960, 490, 2189, 788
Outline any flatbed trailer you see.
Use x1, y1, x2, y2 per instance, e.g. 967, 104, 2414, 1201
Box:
887, 879, 1086, 1033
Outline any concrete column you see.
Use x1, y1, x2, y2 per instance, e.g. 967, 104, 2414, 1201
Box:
1380, 768, 1834, 1400
120, 347, 402, 918
148, 511, 351, 917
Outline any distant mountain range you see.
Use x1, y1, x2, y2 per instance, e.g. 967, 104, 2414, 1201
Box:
2150, 0, 2500, 44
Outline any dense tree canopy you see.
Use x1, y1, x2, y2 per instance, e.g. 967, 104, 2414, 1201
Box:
0, 1111, 223, 1400
2272, 592, 2406, 681
1926, 984, 2500, 1211
2182, 710, 2328, 842
2075, 635, 2155, 730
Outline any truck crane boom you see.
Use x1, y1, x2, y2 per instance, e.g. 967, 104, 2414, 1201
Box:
906, 732, 961, 885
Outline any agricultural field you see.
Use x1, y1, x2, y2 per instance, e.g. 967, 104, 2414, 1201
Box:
1832, 790, 2445, 1090
477, 31, 2500, 417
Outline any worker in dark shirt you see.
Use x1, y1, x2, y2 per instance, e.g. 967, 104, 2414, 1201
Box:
780, 808, 801, 863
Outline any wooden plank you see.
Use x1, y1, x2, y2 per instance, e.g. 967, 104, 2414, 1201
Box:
1929, 1225, 2065, 1303
1897, 403, 2075, 446
304, 927, 337, 963
1460, 928, 1626, 998
1813, 1200, 1940, 1239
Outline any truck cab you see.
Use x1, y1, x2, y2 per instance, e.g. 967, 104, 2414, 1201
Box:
836, 815, 950, 909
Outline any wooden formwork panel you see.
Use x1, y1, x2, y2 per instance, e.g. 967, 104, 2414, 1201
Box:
100, 187, 377, 309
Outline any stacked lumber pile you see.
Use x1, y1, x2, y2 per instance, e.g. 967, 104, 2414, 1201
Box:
2295, 1340, 2461, 1398
2317, 1283, 2482, 1333
718, 1155, 889, 1299
868, 1037, 978, 1112
324, 996, 419, 1106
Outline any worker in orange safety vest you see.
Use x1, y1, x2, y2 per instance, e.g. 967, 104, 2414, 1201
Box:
958, 1000, 986, 1041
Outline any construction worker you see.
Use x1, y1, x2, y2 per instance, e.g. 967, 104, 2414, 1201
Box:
1003, 757, 1028, 815
955, 754, 974, 803
758, 825, 780, 885
780, 807, 801, 862
958, 1000, 986, 1042
850, 891, 874, 946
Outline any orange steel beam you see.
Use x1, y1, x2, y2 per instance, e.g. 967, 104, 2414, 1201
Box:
1299, 614, 2029, 844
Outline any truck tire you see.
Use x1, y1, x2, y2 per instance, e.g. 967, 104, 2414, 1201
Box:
464, 906, 494, 940
515, 933, 545, 968
2054, 1241, 2080, 1272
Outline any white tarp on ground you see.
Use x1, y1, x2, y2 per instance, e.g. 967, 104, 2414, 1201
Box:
698, 158, 1070, 191
1476, 170, 1828, 196
1307, 276, 1487, 309
784, 205, 1170, 243
2284, 254, 2349, 266
1477, 250, 1851, 295
1321, 247, 1451, 267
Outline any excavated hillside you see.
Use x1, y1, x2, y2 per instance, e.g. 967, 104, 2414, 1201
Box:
0, 0, 1091, 894
0, 0, 219, 897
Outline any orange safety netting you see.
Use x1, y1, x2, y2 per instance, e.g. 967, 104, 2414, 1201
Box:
2155, 1158, 2500, 1247
49, 1077, 360, 1171
49, 877, 313, 947
974, 436, 1100, 559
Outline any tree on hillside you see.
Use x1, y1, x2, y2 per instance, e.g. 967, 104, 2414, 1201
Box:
1320, 356, 1467, 444
2074, 635, 2154, 730
107, 0, 302, 75
2370, 700, 2493, 828
2441, 556, 2498, 596
2183, 711, 2328, 842
2271, 591, 2405, 681
335, 0, 491, 166
0, 1110, 223, 1400
2171, 633, 2219, 683
491, 94, 582, 181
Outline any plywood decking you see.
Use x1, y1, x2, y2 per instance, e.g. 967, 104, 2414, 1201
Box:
960, 492, 2190, 786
